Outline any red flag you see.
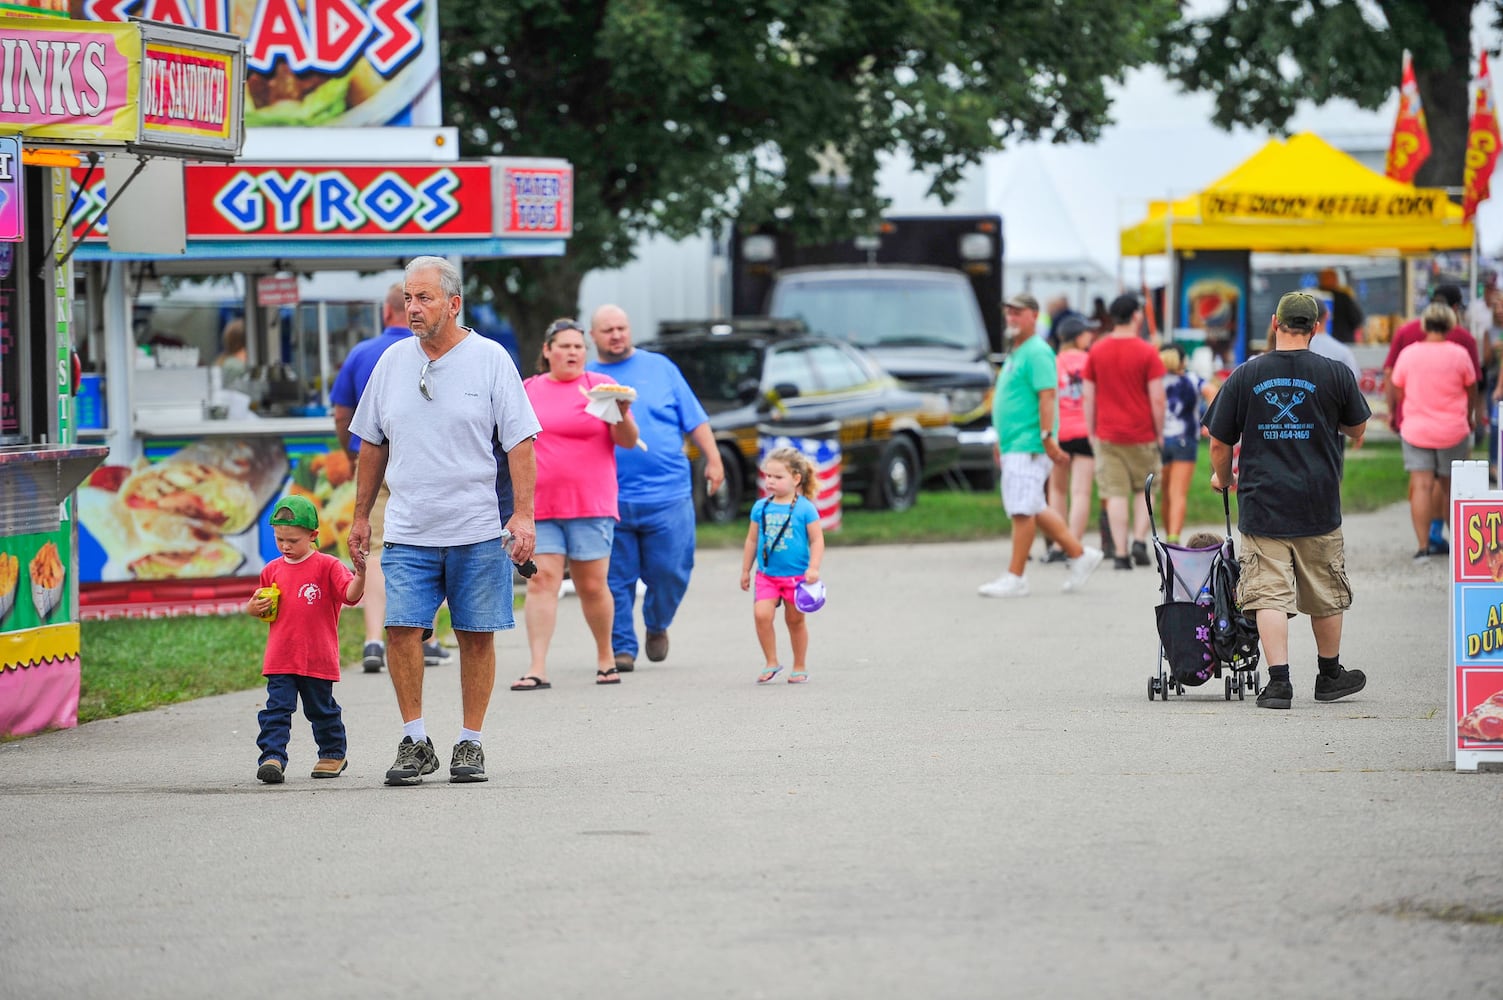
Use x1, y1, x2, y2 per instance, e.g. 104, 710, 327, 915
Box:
1464, 51, 1501, 222
1385, 52, 1432, 184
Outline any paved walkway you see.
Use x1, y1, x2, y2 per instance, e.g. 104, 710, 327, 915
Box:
1, 499, 1499, 999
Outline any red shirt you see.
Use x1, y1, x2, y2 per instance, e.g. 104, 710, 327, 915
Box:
1383, 319, 1481, 429
259, 551, 356, 681
1083, 336, 1166, 444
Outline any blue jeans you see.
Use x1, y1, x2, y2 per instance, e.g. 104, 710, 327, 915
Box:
609, 499, 696, 658
257, 674, 345, 765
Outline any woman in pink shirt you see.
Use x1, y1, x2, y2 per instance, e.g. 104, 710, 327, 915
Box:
1045, 317, 1096, 559
512, 319, 639, 689
1391, 302, 1478, 560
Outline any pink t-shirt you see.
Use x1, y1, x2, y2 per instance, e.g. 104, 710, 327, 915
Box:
1056, 348, 1090, 441
1390, 340, 1476, 449
260, 551, 356, 682
524, 371, 621, 520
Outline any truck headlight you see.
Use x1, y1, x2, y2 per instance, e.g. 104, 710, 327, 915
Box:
945, 387, 988, 421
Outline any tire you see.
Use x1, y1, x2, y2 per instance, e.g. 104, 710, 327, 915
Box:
698, 445, 744, 524
1148, 677, 1156, 702
866, 436, 921, 511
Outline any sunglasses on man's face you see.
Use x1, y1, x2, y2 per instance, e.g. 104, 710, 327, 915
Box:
419, 359, 433, 401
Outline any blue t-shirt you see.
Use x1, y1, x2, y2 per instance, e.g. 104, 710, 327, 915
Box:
588, 349, 709, 503
749, 495, 818, 576
331, 327, 413, 453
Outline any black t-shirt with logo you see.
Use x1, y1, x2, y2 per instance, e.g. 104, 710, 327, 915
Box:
1203, 349, 1372, 538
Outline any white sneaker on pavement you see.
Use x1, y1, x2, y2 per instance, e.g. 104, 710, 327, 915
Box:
978, 573, 1030, 598
1061, 546, 1105, 592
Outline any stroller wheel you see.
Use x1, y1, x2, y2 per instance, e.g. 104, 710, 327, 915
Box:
1237, 674, 1246, 701
1253, 670, 1261, 695
1148, 677, 1156, 702
1224, 676, 1233, 701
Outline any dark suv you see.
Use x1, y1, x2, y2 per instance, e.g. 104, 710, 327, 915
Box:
647, 319, 960, 523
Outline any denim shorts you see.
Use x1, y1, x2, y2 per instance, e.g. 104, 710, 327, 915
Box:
1162, 435, 1200, 464
381, 538, 514, 633
535, 516, 615, 560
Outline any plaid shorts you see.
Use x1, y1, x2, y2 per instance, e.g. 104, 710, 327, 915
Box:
1000, 452, 1052, 517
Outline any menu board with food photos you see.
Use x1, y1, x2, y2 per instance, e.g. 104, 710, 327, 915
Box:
77, 432, 351, 584
1450, 465, 1503, 771
0, 527, 72, 634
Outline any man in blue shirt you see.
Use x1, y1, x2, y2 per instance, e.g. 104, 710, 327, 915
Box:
330, 282, 450, 673
587, 305, 724, 670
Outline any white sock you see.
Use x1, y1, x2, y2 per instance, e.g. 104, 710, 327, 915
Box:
458, 728, 482, 745
403, 719, 427, 742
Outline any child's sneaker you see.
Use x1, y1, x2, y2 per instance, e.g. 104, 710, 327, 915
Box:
978, 573, 1029, 598
256, 759, 285, 784
362, 641, 385, 673
1314, 666, 1367, 702
1256, 678, 1294, 710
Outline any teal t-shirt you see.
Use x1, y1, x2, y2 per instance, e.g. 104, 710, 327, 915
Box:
992, 334, 1058, 454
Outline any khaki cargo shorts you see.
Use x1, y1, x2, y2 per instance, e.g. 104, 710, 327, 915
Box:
1094, 440, 1162, 499
1238, 530, 1353, 617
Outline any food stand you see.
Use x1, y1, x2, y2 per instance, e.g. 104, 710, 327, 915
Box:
1119, 132, 1474, 361
0, 5, 246, 735
58, 0, 573, 618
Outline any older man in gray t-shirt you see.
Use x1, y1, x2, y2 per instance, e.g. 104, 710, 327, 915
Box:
349, 256, 540, 787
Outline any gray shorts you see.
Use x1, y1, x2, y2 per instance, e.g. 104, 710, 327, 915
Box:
1401, 437, 1470, 475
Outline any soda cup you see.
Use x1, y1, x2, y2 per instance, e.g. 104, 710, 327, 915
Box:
254, 584, 280, 622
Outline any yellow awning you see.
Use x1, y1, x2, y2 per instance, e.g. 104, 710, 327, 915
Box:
1120, 132, 1474, 256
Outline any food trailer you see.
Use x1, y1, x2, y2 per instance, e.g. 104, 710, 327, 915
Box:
0, 3, 246, 735
58, 0, 572, 618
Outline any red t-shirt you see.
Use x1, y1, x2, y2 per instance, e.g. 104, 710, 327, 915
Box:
1383, 319, 1481, 429
259, 551, 356, 681
1083, 336, 1166, 444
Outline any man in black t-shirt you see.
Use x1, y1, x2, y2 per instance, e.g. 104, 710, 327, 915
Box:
1203, 291, 1372, 710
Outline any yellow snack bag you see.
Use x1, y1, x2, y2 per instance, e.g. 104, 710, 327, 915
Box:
254, 583, 280, 622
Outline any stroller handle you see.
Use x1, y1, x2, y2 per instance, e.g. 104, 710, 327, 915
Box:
1142, 472, 1236, 540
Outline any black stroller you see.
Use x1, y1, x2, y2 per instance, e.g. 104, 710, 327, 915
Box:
1144, 474, 1261, 701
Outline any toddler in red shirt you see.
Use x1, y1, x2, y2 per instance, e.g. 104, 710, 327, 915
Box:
248, 494, 365, 784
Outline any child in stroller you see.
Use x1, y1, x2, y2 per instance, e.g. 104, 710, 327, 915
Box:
1144, 475, 1261, 701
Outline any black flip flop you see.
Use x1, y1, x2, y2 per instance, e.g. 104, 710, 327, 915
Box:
510, 676, 551, 691
596, 667, 621, 685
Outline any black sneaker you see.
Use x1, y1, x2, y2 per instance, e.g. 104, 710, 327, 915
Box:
1131, 540, 1151, 566
423, 641, 451, 666
1113, 556, 1134, 570
1044, 547, 1068, 564
1314, 666, 1367, 702
362, 641, 385, 673
450, 740, 487, 783
1256, 679, 1294, 709
1427, 539, 1450, 556
385, 736, 439, 785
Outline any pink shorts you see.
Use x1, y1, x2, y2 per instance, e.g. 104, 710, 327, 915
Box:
754, 572, 802, 604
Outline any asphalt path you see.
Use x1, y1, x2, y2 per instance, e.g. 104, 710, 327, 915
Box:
2, 498, 1500, 999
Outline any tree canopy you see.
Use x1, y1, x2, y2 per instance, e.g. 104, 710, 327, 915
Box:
440, 0, 1177, 361
1155, 0, 1481, 189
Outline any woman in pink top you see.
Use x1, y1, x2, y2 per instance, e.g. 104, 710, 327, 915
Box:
1390, 302, 1478, 560
1045, 317, 1096, 559
512, 319, 639, 689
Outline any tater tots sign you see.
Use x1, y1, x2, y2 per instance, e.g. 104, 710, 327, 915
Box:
498, 159, 572, 237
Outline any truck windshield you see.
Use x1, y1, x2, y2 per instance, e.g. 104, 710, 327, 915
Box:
771, 276, 987, 352
652, 342, 764, 405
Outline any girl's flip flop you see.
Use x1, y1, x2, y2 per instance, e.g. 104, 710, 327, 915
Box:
757, 666, 783, 684
596, 667, 621, 685
787, 672, 810, 684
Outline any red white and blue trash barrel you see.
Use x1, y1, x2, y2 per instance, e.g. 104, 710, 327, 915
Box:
756, 420, 842, 531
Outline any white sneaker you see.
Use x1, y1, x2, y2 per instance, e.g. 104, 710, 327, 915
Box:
558, 578, 576, 598
1061, 546, 1104, 592
978, 573, 1030, 598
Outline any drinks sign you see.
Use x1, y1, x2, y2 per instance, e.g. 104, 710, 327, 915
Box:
0, 136, 20, 242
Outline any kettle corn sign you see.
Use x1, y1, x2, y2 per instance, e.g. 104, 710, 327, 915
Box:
1201, 190, 1451, 223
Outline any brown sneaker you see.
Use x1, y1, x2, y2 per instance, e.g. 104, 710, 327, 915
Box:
310, 758, 348, 778
645, 630, 670, 662
613, 652, 636, 673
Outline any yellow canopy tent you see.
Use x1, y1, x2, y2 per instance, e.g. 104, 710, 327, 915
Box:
1120, 132, 1473, 256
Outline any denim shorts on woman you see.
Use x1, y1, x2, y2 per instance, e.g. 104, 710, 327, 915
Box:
381, 538, 514, 633
1161, 434, 1200, 464
534, 516, 615, 561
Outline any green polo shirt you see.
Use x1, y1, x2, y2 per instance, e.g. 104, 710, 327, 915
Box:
992, 334, 1058, 455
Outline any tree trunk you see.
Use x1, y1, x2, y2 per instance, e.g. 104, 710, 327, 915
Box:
1412, 0, 1476, 190
467, 256, 587, 378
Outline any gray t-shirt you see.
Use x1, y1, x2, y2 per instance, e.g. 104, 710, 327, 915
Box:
350, 330, 541, 546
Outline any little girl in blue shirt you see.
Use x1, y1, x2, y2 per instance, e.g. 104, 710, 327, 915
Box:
739, 447, 825, 684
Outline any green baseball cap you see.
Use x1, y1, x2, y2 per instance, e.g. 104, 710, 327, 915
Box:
269, 494, 319, 530
1275, 291, 1319, 332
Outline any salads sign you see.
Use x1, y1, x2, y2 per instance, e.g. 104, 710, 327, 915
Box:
76, 0, 440, 128
70, 158, 574, 240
